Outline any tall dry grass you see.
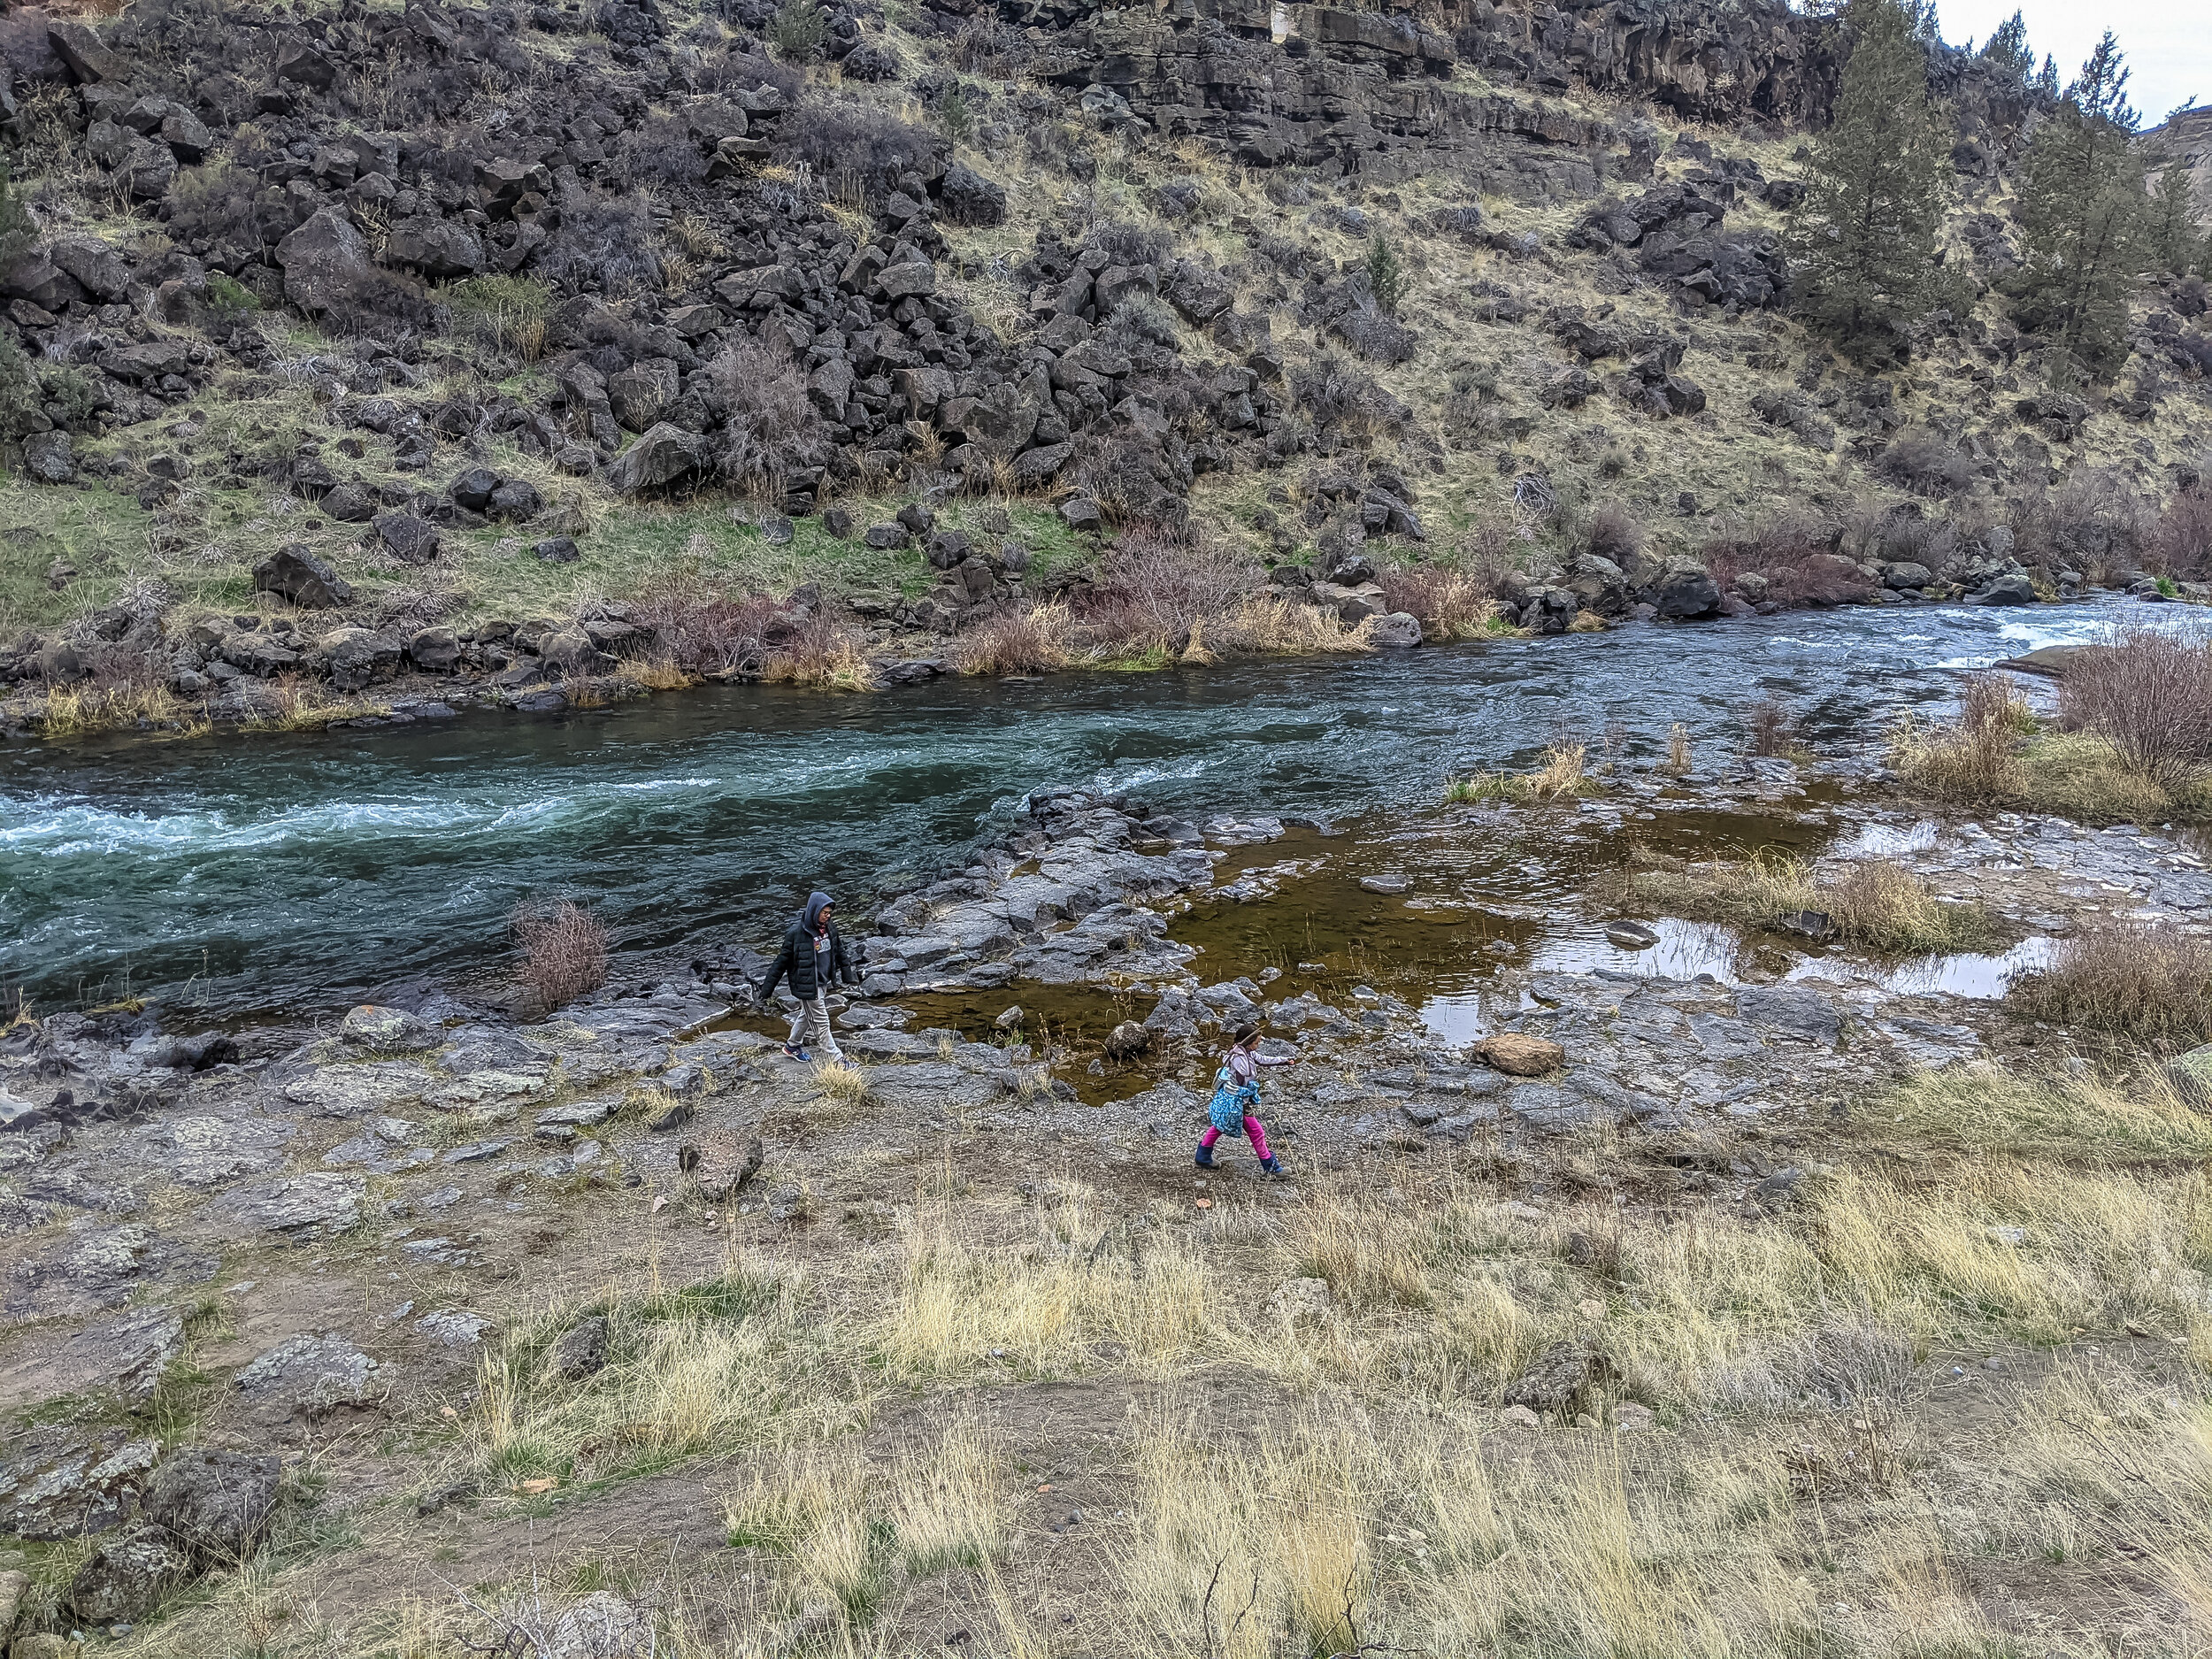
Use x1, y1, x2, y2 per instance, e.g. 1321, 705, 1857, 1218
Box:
760, 614, 879, 691
1446, 742, 1593, 804
1889, 673, 2034, 801
2008, 918, 2212, 1051
1629, 850, 1997, 953
951, 603, 1071, 676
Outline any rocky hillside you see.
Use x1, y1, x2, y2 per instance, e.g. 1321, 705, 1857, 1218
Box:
0, 0, 2208, 726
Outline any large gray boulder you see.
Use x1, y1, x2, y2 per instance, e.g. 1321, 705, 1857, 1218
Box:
385, 216, 483, 278
1647, 561, 1721, 618
311, 627, 402, 692
253, 545, 354, 610
605, 423, 708, 494
276, 209, 375, 317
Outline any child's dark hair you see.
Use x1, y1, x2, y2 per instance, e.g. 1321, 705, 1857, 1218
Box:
1231, 1025, 1260, 1048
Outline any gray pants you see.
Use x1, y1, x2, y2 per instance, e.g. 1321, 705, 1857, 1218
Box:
786, 992, 842, 1059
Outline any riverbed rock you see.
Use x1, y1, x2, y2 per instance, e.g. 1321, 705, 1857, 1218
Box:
1371, 611, 1424, 648
1473, 1033, 1565, 1076
1735, 985, 1840, 1045
1103, 1020, 1151, 1058
340, 1005, 440, 1052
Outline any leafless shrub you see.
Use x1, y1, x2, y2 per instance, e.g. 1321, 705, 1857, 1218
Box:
1288, 354, 1409, 446
614, 114, 709, 188
1878, 427, 1975, 496
2009, 919, 2212, 1051
1747, 697, 1792, 756
1071, 435, 1189, 528
777, 104, 939, 204
1084, 220, 1171, 267
512, 900, 609, 1010
1699, 511, 1832, 592
1072, 527, 1258, 657
703, 336, 832, 503
533, 191, 662, 299
1580, 499, 1645, 565
631, 570, 781, 674
2010, 468, 2147, 571
2143, 482, 2212, 580
2056, 623, 2212, 789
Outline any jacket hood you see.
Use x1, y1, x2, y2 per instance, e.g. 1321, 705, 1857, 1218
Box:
802, 891, 833, 931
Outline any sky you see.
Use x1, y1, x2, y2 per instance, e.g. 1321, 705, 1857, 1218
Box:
1932, 0, 2208, 127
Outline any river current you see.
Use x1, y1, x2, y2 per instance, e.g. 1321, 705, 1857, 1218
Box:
0, 603, 2155, 1017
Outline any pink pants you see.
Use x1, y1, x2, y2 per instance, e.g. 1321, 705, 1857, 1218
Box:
1201, 1117, 1271, 1161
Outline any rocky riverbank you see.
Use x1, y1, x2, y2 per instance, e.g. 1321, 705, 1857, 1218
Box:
4, 766, 2211, 1648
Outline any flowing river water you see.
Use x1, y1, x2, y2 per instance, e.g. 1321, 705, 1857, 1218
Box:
0, 602, 2160, 1021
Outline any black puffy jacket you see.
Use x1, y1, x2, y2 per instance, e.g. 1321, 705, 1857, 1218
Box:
757, 893, 857, 1001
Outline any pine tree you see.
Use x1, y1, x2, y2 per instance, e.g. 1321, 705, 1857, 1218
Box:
2009, 32, 2147, 371
1786, 0, 1951, 360
1978, 10, 2032, 83
2035, 54, 2059, 98
2146, 160, 2206, 274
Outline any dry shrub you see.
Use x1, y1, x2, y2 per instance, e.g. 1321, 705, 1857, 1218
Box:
2057, 624, 2212, 790
2009, 920, 2212, 1051
1214, 595, 1375, 655
1878, 428, 1974, 496
1581, 499, 1646, 566
1378, 565, 1496, 639
2145, 484, 2212, 580
1891, 673, 2033, 801
1447, 743, 1590, 804
1074, 527, 1259, 659
1698, 511, 1833, 593
762, 613, 879, 690
2012, 468, 2147, 572
1632, 851, 1994, 953
703, 338, 831, 503
1747, 697, 1792, 756
512, 900, 609, 1009
952, 603, 1071, 676
632, 571, 780, 674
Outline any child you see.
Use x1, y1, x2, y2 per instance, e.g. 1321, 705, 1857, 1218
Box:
1195, 1025, 1293, 1175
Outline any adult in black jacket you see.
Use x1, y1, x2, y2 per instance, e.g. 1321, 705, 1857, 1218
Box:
757, 890, 857, 1059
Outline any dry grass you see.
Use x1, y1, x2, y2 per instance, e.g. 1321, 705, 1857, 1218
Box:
952, 603, 1071, 676
33, 680, 203, 738
1447, 742, 1595, 804
811, 1059, 873, 1106
1889, 673, 2035, 802
1378, 564, 1500, 640
511, 899, 610, 1009
2008, 918, 2212, 1052
760, 615, 879, 691
1664, 721, 1694, 774
1630, 851, 1998, 954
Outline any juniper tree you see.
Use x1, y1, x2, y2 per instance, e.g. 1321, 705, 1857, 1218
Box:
2145, 158, 2206, 275
2009, 32, 2147, 372
1978, 9, 2032, 82
1786, 0, 1950, 360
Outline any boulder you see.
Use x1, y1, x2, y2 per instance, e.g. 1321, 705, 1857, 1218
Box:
24, 430, 75, 484
48, 19, 132, 83
450, 467, 500, 511
273, 34, 339, 88
1647, 562, 1721, 618
605, 423, 707, 495
311, 627, 402, 692
541, 626, 610, 674
1103, 1020, 1151, 1058
1503, 1340, 1616, 1417
1969, 573, 2036, 606
408, 627, 463, 672
385, 216, 482, 278
144, 1448, 281, 1562
1370, 611, 1424, 648
1472, 1033, 1563, 1076
69, 1528, 188, 1624
937, 161, 1006, 227
275, 209, 375, 317
488, 479, 541, 521
373, 513, 442, 565
678, 1130, 763, 1202
234, 1333, 378, 1410
252, 545, 354, 609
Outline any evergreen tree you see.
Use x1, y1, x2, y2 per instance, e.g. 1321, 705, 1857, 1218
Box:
2146, 160, 2206, 274
1978, 10, 2032, 83
2009, 32, 2147, 371
2035, 54, 2059, 98
1786, 0, 1950, 360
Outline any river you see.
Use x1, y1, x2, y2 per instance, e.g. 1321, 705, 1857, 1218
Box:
0, 602, 2153, 1018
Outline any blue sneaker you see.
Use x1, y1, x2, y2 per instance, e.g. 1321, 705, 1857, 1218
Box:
783, 1043, 809, 1061
1261, 1156, 1285, 1177
1194, 1148, 1217, 1169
